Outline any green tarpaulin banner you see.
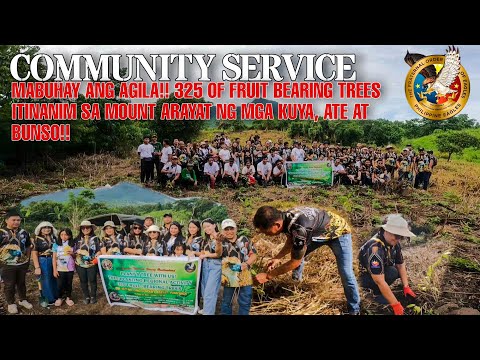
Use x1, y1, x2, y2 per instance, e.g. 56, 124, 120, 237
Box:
286, 161, 333, 187
98, 255, 200, 315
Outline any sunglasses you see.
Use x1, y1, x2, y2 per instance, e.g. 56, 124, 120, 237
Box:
81, 227, 92, 230
133, 226, 142, 230
394, 234, 406, 241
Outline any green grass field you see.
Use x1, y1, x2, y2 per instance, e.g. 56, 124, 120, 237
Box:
402, 128, 480, 163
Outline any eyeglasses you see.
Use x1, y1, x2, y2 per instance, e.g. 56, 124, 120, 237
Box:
133, 226, 142, 230
394, 234, 406, 241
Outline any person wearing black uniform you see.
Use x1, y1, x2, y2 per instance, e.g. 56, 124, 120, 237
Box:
151, 134, 162, 183
253, 206, 361, 315
358, 215, 417, 315
32, 221, 59, 305
74, 220, 101, 304
0, 211, 33, 314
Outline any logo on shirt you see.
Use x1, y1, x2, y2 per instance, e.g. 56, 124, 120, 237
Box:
371, 260, 380, 268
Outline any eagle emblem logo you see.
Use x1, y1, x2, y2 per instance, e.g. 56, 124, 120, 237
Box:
404, 46, 470, 120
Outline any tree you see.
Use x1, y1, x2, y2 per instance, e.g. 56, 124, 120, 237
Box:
152, 94, 207, 142
436, 130, 480, 161
63, 190, 96, 229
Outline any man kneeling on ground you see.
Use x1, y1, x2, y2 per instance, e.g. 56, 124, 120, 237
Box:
358, 214, 417, 315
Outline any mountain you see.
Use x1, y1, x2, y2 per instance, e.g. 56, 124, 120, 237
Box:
20, 182, 180, 206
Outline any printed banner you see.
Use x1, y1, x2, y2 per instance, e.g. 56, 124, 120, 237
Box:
98, 255, 200, 315
286, 161, 333, 187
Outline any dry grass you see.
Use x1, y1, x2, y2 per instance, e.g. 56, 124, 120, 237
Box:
1, 134, 480, 315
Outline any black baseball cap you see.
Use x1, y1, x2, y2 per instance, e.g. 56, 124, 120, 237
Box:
163, 213, 173, 218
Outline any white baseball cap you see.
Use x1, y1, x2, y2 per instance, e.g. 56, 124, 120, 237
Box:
221, 219, 237, 230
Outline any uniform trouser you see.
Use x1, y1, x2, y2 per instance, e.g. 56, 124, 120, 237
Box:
57, 271, 74, 299
153, 156, 161, 182
359, 266, 399, 295
292, 234, 361, 314
414, 172, 425, 188
2, 264, 28, 304
76, 265, 98, 299
272, 174, 286, 186
423, 171, 432, 190
222, 175, 237, 188
141, 159, 154, 183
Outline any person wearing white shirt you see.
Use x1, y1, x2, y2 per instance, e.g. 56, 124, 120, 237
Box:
223, 158, 239, 187
256, 157, 273, 186
272, 160, 286, 186
160, 139, 173, 182
270, 151, 283, 166
219, 144, 231, 163
137, 135, 155, 185
160, 156, 182, 187
333, 159, 347, 185
291, 142, 305, 162
203, 156, 220, 189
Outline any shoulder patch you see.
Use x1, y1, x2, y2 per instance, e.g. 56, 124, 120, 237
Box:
368, 253, 384, 275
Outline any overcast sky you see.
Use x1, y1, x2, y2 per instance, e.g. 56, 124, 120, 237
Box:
37, 45, 480, 121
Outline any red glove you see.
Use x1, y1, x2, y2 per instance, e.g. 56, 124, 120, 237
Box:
404, 285, 416, 298
92, 257, 98, 265
391, 302, 404, 315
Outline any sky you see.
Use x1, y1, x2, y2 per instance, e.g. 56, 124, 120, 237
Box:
36, 45, 480, 121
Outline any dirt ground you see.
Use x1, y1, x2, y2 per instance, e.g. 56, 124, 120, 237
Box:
1, 134, 479, 315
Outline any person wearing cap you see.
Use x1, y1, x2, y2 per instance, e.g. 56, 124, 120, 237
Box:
124, 219, 147, 256
100, 221, 128, 255
160, 155, 182, 188
150, 134, 162, 183
137, 135, 155, 186
358, 215, 417, 315
199, 218, 224, 315
203, 156, 220, 190
253, 206, 361, 315
256, 156, 272, 186
223, 157, 239, 188
32, 221, 59, 305
0, 211, 33, 314
220, 219, 257, 315
181, 161, 198, 189
143, 225, 168, 256
74, 220, 101, 304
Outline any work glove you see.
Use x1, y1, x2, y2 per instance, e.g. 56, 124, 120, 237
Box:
404, 285, 417, 298
391, 302, 404, 315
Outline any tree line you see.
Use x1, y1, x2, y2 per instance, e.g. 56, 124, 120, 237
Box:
1, 45, 479, 171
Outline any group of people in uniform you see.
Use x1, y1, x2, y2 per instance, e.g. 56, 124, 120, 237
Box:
137, 133, 437, 190
1, 205, 418, 315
